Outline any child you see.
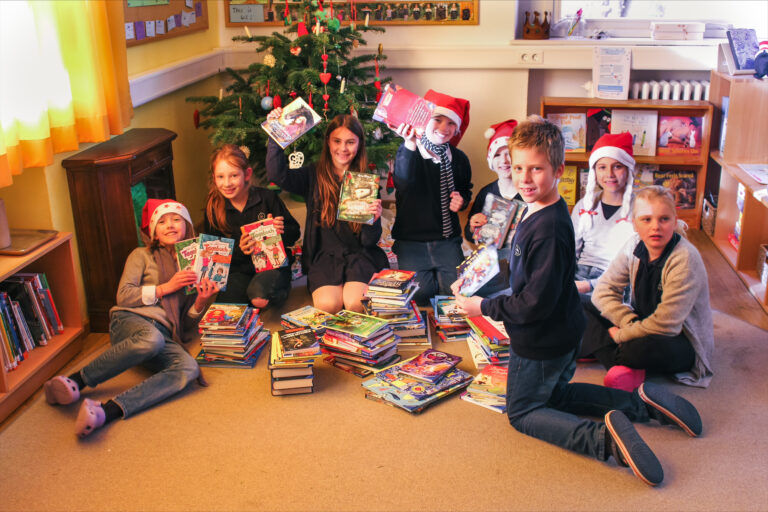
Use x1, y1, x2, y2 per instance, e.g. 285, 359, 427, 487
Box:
266, 111, 387, 313
43, 200, 218, 438
391, 89, 472, 305
584, 185, 715, 391
452, 116, 702, 486
204, 144, 301, 310
571, 132, 636, 294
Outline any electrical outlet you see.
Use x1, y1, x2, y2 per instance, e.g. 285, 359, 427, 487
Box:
518, 50, 543, 65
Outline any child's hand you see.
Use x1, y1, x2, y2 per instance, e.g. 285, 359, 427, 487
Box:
194, 277, 218, 309
608, 326, 620, 342
268, 214, 285, 235
469, 213, 487, 230
391, 122, 417, 151
575, 280, 591, 294
267, 107, 282, 122
449, 191, 463, 212
159, 270, 198, 297
453, 291, 484, 318
368, 199, 383, 222
240, 231, 256, 255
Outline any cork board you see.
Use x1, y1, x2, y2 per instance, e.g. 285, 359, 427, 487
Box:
124, 0, 209, 47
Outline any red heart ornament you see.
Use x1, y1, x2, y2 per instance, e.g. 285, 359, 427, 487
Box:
290, 46, 301, 56
321, 54, 329, 61
319, 72, 332, 84
323, 94, 330, 101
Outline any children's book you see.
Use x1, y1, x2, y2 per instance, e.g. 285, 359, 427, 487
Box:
654, 170, 697, 209
455, 245, 500, 297
501, 199, 526, 249
467, 364, 508, 398
367, 269, 416, 294
277, 327, 320, 356
579, 168, 590, 199
726, 28, 759, 70
174, 237, 199, 294
241, 219, 287, 273
586, 108, 611, 150
657, 116, 704, 156
473, 193, 517, 248
372, 83, 435, 136
610, 109, 658, 156
194, 234, 235, 291
199, 303, 250, 330
261, 97, 322, 149
397, 348, 461, 384
546, 113, 586, 153
634, 164, 658, 190
281, 305, 335, 330
558, 165, 579, 206
323, 310, 389, 339
433, 295, 465, 323
337, 171, 380, 225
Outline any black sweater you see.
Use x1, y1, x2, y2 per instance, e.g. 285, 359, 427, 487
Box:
480, 198, 585, 360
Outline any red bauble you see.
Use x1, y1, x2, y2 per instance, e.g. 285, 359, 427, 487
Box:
193, 109, 200, 129
297, 22, 309, 36
273, 95, 282, 108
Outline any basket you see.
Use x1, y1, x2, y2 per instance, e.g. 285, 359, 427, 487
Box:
701, 198, 717, 236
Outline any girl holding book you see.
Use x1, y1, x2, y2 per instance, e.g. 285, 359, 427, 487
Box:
43, 199, 218, 438
266, 109, 387, 313
204, 144, 301, 310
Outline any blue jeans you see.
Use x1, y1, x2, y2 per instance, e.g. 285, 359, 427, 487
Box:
393, 236, 464, 306
575, 263, 604, 294
80, 311, 199, 418
506, 347, 651, 461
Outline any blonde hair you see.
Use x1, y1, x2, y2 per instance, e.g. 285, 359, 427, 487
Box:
633, 185, 688, 237
507, 114, 565, 171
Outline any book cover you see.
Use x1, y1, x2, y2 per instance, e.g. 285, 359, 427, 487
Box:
719, 97, 729, 155
500, 199, 526, 249
657, 116, 704, 155
241, 219, 287, 273
546, 113, 586, 153
323, 310, 389, 339
368, 269, 416, 293
610, 109, 658, 156
397, 348, 461, 384
727, 28, 759, 70
654, 170, 697, 209
473, 193, 517, 248
174, 237, 198, 294
281, 305, 334, 330
337, 171, 380, 225
372, 84, 436, 136
579, 168, 590, 199
586, 108, 611, 150
634, 164, 658, 190
199, 303, 250, 330
261, 96, 322, 149
277, 327, 320, 356
456, 245, 500, 297
558, 165, 579, 206
195, 234, 235, 291
0, 281, 46, 346
467, 364, 508, 398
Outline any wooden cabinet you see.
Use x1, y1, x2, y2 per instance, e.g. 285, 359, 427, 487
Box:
540, 97, 713, 228
0, 233, 85, 423
63, 129, 177, 332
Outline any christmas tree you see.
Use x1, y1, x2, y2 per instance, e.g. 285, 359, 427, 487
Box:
187, 0, 400, 185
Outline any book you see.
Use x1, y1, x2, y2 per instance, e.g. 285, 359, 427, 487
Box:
397, 348, 462, 384
610, 109, 658, 156
199, 303, 250, 331
337, 171, 380, 225
546, 113, 586, 153
719, 97, 729, 155
261, 96, 322, 149
277, 327, 320, 357
372, 83, 436, 136
579, 168, 590, 199
473, 193, 518, 248
271, 374, 314, 390
174, 237, 198, 294
726, 28, 759, 70
657, 116, 704, 156
322, 310, 389, 339
455, 245, 500, 297
195, 234, 235, 291
0, 280, 47, 346
634, 164, 658, 190
558, 165, 579, 206
739, 164, 768, 185
241, 219, 288, 273
367, 269, 416, 294
271, 386, 314, 396
654, 170, 697, 209
280, 305, 335, 330
586, 108, 611, 151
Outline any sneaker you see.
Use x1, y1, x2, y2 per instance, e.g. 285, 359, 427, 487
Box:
44, 376, 80, 405
75, 399, 106, 438
639, 382, 702, 437
604, 365, 646, 392
605, 410, 664, 486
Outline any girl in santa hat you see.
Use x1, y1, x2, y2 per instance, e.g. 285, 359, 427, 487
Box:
43, 199, 218, 438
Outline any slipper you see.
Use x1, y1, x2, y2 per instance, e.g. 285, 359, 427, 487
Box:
44, 376, 80, 405
75, 399, 106, 438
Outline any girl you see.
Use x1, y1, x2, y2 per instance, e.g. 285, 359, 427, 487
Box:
571, 132, 637, 294
204, 144, 301, 310
584, 186, 715, 391
43, 199, 218, 438
266, 111, 386, 313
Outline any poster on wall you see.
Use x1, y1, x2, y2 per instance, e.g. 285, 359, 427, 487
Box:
592, 47, 631, 100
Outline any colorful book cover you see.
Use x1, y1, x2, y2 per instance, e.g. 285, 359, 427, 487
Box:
281, 305, 335, 330
433, 295, 465, 323
726, 28, 759, 70
610, 109, 658, 156
199, 303, 250, 330
397, 348, 461, 384
277, 327, 320, 355
558, 165, 579, 206
323, 310, 389, 339
376, 362, 473, 401
194, 234, 235, 291
654, 170, 697, 209
174, 237, 199, 294
579, 168, 590, 199
473, 193, 517, 248
372, 84, 436, 136
634, 164, 658, 190
586, 108, 611, 151
501, 199, 526, 249
337, 171, 380, 225
546, 113, 586, 153
467, 364, 508, 397
261, 96, 322, 149
456, 245, 500, 297
241, 219, 287, 273
657, 116, 704, 155
368, 269, 416, 293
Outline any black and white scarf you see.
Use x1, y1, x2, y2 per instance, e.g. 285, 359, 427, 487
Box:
420, 134, 454, 238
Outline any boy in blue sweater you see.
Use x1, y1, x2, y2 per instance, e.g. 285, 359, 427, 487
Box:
452, 116, 703, 486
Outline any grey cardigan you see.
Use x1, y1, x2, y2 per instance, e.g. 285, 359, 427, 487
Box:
592, 234, 714, 388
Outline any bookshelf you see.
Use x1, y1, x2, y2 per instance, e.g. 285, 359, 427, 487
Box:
0, 232, 85, 423
540, 97, 714, 228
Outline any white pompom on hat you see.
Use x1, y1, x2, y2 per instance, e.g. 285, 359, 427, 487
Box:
484, 119, 518, 170
424, 89, 470, 146
142, 199, 194, 241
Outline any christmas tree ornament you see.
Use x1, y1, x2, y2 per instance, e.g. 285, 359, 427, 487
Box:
261, 96, 273, 110
350, 105, 358, 117
372, 126, 383, 140
340, 78, 346, 94
288, 151, 305, 169
289, 91, 298, 99
193, 109, 200, 129
353, 39, 359, 48
374, 58, 382, 101
320, 73, 331, 84
273, 94, 282, 108
283, 2, 291, 25
290, 46, 301, 56
297, 21, 309, 37
244, 26, 252, 38
263, 53, 276, 67
238, 97, 243, 119
328, 18, 340, 32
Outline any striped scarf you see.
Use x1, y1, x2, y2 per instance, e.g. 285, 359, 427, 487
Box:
420, 134, 454, 238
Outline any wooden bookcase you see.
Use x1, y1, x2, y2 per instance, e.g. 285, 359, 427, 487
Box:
706, 71, 768, 313
0, 233, 85, 423
540, 97, 713, 228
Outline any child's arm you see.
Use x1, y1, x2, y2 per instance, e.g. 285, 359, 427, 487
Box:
265, 138, 311, 197
392, 142, 424, 191
391, 123, 417, 151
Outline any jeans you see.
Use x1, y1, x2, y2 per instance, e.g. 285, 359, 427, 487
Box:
575, 263, 604, 293
81, 311, 199, 418
393, 236, 464, 306
506, 347, 651, 461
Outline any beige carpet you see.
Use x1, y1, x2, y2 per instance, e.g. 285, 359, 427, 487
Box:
1, 305, 767, 512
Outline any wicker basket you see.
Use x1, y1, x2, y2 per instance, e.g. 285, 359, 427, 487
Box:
702, 198, 717, 236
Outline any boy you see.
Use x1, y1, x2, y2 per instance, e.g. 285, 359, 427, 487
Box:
391, 89, 472, 305
452, 116, 702, 486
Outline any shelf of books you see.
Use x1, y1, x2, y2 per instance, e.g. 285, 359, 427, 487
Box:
0, 232, 85, 422
540, 97, 713, 228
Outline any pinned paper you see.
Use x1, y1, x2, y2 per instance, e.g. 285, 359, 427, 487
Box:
185, 0, 193, 8
181, 10, 196, 27
155, 19, 166, 35
145, 20, 156, 37
195, 2, 203, 17
167, 14, 176, 31
134, 21, 146, 40
174, 13, 182, 27
125, 22, 135, 40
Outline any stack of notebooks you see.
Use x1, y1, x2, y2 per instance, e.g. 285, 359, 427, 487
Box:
460, 364, 508, 413
320, 310, 400, 378
269, 327, 322, 395
429, 295, 471, 343
280, 305, 335, 335
361, 349, 472, 414
195, 303, 269, 368
362, 298, 430, 348
465, 315, 510, 369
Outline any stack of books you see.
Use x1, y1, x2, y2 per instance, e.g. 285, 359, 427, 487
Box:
361, 349, 472, 414
362, 299, 430, 348
269, 327, 322, 395
195, 304, 269, 368
280, 305, 335, 335
465, 315, 510, 369
320, 310, 400, 378
364, 269, 420, 309
460, 364, 508, 413
429, 295, 470, 343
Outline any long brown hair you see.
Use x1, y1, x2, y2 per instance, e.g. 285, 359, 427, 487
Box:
315, 115, 368, 232
206, 144, 251, 236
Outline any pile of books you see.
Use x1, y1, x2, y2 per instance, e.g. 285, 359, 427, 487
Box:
280, 305, 335, 335
320, 310, 400, 378
195, 303, 269, 368
429, 295, 470, 343
362, 298, 429, 348
364, 269, 419, 309
460, 364, 508, 413
269, 327, 322, 395
465, 315, 510, 369
361, 349, 472, 414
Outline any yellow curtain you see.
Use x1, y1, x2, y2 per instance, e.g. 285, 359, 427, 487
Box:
0, 0, 132, 187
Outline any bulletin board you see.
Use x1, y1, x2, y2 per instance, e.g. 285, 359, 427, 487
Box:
124, 0, 209, 47
225, 1, 478, 27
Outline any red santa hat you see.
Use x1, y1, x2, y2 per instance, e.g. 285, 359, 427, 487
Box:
588, 132, 635, 172
424, 89, 470, 146
141, 199, 194, 241
484, 119, 518, 170
758, 40, 768, 55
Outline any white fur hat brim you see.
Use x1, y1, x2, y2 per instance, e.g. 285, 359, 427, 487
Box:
589, 146, 635, 172
432, 106, 462, 131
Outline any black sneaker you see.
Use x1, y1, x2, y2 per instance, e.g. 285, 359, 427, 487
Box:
639, 382, 702, 437
605, 410, 664, 486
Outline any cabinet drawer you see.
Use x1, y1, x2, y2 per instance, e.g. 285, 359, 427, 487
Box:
131, 143, 172, 182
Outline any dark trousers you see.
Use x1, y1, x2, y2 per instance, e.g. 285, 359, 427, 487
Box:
217, 267, 292, 309
393, 236, 464, 306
